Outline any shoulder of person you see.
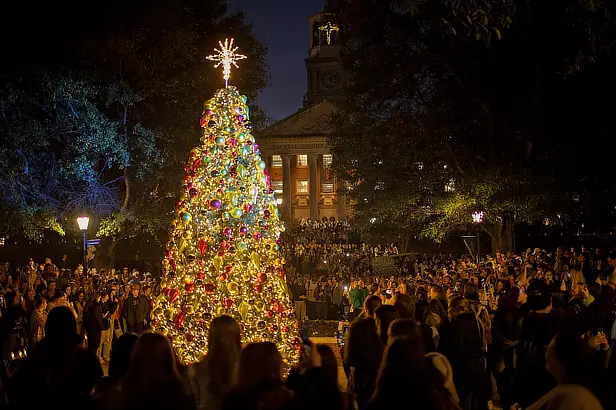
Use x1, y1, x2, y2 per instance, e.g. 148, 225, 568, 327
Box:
527, 384, 603, 410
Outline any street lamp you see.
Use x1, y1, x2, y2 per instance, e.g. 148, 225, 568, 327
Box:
472, 211, 484, 224
77, 216, 89, 274
471, 211, 484, 263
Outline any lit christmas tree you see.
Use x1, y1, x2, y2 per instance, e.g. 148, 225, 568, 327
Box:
153, 39, 300, 365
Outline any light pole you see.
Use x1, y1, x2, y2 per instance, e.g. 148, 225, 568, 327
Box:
77, 216, 89, 274
471, 211, 484, 263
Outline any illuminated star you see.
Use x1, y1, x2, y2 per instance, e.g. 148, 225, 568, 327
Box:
206, 38, 247, 87
319, 21, 339, 45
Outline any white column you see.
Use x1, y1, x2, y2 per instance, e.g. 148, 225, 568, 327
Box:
282, 155, 292, 220
308, 154, 319, 220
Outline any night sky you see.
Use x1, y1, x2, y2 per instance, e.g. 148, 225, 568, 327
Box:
229, 0, 325, 121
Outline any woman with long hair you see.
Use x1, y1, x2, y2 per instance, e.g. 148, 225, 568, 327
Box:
440, 296, 488, 410
117, 332, 194, 410
369, 336, 458, 410
343, 316, 383, 410
222, 342, 293, 410
189, 315, 241, 410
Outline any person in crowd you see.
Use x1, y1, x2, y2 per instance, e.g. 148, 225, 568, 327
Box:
349, 280, 369, 320
83, 292, 105, 356
289, 278, 307, 322
527, 333, 605, 410
29, 294, 48, 350
222, 342, 293, 410
343, 315, 383, 409
368, 336, 459, 410
440, 296, 488, 410
73, 290, 86, 335
115, 332, 194, 410
121, 283, 151, 334
189, 315, 241, 410
93, 333, 139, 406
373, 305, 400, 345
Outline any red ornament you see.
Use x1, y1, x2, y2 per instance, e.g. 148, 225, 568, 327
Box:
161, 287, 170, 297
168, 288, 179, 303
192, 158, 203, 170
224, 265, 233, 274
185, 283, 195, 294
186, 334, 194, 342
219, 273, 228, 282
273, 302, 285, 314
263, 210, 271, 219
196, 271, 205, 280
244, 203, 253, 213
257, 272, 267, 284
254, 284, 263, 293
174, 311, 185, 328
199, 117, 208, 128
223, 298, 234, 308
270, 324, 278, 332
282, 325, 290, 333
204, 282, 216, 294
197, 239, 208, 257
253, 233, 262, 241
266, 310, 275, 318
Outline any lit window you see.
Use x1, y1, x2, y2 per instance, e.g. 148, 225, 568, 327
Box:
444, 179, 455, 192
297, 155, 308, 167
276, 198, 283, 205
272, 155, 282, 167
323, 154, 333, 167
321, 183, 334, 193
271, 180, 283, 194
297, 179, 309, 194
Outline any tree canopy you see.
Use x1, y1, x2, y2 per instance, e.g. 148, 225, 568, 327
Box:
331, 0, 616, 251
0, 0, 269, 266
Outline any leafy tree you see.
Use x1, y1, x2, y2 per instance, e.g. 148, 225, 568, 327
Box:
331, 0, 616, 252
0, 0, 269, 267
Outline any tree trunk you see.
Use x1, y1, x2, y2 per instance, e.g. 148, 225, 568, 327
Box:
93, 237, 118, 270
482, 217, 515, 254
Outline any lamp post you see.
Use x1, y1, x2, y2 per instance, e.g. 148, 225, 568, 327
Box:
77, 216, 89, 274
472, 211, 484, 263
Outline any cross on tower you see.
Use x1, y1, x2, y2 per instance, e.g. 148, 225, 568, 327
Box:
319, 21, 339, 45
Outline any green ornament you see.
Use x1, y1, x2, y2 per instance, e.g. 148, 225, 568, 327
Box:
222, 212, 230, 220
215, 137, 225, 146
237, 133, 246, 142
231, 208, 243, 219
257, 161, 266, 170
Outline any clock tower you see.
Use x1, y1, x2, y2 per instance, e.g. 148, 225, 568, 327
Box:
304, 0, 347, 107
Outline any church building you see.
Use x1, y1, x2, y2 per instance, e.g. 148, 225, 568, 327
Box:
256, 1, 348, 222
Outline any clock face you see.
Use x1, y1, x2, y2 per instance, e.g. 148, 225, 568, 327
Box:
320, 70, 340, 89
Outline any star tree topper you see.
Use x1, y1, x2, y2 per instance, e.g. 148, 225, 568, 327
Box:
207, 38, 247, 87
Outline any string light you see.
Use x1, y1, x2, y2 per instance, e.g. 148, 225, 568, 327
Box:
319, 21, 339, 45
206, 38, 247, 87
153, 43, 299, 365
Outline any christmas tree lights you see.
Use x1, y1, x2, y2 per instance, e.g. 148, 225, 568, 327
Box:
152, 39, 300, 365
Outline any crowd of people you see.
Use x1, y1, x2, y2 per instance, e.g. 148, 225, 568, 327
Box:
0, 215, 614, 410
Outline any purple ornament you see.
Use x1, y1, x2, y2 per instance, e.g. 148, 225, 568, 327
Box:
240, 226, 248, 235
253, 232, 262, 241
210, 199, 221, 210
223, 227, 233, 237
